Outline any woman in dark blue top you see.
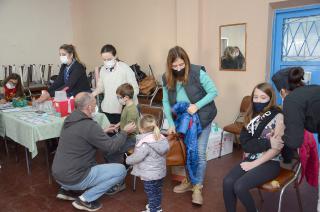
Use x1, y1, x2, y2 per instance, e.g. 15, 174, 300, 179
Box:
37, 44, 90, 102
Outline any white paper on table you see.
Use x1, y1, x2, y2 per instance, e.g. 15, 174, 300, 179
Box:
0, 103, 14, 110
1, 108, 23, 113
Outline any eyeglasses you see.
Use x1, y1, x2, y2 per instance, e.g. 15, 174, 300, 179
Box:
116, 96, 123, 100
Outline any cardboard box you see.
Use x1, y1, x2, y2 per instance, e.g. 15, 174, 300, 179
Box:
206, 128, 234, 161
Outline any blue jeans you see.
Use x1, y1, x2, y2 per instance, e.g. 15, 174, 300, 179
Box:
57, 163, 126, 202
143, 179, 164, 212
192, 122, 211, 185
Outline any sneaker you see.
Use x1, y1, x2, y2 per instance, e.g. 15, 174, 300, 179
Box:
141, 204, 162, 212
105, 182, 126, 195
192, 184, 203, 206
72, 198, 102, 211
141, 204, 149, 212
56, 188, 78, 201
173, 178, 192, 193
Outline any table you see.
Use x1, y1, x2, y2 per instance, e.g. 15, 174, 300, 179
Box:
0, 109, 109, 158
0, 108, 109, 182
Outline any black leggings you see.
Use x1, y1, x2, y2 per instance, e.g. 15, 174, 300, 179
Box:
223, 160, 280, 212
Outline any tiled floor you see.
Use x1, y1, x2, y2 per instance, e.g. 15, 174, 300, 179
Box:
0, 141, 317, 212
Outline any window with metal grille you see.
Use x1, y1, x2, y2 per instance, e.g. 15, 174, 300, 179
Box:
282, 15, 320, 61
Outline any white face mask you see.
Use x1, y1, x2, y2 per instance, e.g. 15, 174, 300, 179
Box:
91, 105, 99, 117
118, 97, 126, 106
6, 82, 16, 89
104, 59, 116, 69
60, 55, 68, 64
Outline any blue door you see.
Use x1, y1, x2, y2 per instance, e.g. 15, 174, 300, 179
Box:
271, 4, 320, 146
271, 4, 320, 89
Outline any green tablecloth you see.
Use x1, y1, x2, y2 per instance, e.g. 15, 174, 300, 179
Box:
0, 110, 109, 158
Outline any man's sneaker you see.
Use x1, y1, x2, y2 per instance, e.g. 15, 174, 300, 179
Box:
173, 178, 192, 193
72, 198, 102, 211
56, 188, 78, 201
105, 182, 126, 195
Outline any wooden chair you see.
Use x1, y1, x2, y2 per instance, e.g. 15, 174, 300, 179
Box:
137, 65, 162, 107
219, 95, 251, 157
138, 104, 164, 127
257, 154, 303, 212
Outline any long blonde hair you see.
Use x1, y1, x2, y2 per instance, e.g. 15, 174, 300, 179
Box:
139, 114, 161, 141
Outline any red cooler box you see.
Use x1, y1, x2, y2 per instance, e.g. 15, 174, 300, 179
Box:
53, 98, 75, 117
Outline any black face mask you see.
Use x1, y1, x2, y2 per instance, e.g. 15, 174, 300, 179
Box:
172, 68, 185, 78
253, 102, 270, 113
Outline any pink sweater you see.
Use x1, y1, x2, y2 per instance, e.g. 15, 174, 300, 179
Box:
298, 131, 319, 187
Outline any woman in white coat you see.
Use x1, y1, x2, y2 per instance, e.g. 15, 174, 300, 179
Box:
92, 44, 139, 125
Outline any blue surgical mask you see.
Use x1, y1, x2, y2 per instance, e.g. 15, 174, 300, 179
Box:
253, 101, 269, 112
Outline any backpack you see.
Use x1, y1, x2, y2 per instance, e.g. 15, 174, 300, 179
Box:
130, 64, 147, 83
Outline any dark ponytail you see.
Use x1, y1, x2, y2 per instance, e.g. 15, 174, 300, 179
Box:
288, 67, 305, 91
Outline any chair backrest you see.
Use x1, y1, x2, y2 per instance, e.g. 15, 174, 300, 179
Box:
47, 64, 52, 85
240, 96, 251, 113
139, 105, 164, 129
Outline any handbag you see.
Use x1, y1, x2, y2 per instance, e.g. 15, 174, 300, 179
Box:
138, 65, 157, 95
139, 76, 157, 95
166, 133, 187, 166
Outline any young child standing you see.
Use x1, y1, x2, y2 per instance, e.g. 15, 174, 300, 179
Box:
126, 115, 169, 212
104, 83, 139, 161
103, 83, 140, 195
115, 83, 139, 134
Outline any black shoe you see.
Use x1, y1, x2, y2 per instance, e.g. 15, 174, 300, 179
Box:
105, 182, 126, 196
56, 188, 78, 201
72, 198, 102, 211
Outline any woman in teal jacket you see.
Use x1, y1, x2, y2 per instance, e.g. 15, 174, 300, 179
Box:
162, 46, 218, 206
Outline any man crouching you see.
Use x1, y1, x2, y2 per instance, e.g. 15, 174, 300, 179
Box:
52, 92, 136, 211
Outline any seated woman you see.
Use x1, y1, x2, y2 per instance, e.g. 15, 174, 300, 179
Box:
0, 73, 25, 104
223, 82, 285, 212
36, 44, 91, 102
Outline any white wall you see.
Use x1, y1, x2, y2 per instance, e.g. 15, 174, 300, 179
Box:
0, 0, 73, 66
70, 0, 177, 79
1, 0, 318, 127
221, 25, 246, 56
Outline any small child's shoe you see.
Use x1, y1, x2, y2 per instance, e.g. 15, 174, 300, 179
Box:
141, 204, 163, 212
